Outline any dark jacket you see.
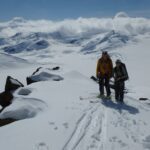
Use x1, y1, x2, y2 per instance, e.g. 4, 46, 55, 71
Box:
113, 63, 129, 82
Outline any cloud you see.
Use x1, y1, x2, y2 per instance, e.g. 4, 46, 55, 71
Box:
0, 13, 150, 38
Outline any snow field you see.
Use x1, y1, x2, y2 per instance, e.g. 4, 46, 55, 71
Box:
0, 14, 150, 150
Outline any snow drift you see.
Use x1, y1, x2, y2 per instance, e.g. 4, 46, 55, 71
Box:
0, 97, 47, 120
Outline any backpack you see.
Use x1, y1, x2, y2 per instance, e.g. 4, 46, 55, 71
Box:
114, 63, 129, 82
120, 63, 129, 81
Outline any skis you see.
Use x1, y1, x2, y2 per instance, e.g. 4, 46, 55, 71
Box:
79, 95, 101, 103
79, 95, 98, 100
80, 94, 125, 105
79, 95, 111, 103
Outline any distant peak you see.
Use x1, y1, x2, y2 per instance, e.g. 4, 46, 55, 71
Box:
114, 12, 129, 19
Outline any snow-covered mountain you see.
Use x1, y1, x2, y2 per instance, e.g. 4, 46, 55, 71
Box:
0, 12, 150, 56
0, 12, 150, 150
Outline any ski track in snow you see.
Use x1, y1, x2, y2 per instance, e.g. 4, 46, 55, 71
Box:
63, 96, 150, 150
63, 100, 108, 150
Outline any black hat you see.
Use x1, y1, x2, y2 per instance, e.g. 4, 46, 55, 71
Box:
116, 59, 121, 64
102, 51, 108, 55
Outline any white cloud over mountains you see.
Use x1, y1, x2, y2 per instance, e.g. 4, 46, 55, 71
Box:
0, 12, 150, 38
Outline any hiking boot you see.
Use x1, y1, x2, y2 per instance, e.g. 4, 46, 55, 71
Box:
119, 99, 124, 104
106, 95, 111, 100
97, 94, 105, 99
115, 99, 119, 102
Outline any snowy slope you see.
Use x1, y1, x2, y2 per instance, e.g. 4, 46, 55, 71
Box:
0, 52, 30, 68
0, 13, 150, 150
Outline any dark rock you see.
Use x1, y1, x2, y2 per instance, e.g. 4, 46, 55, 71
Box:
0, 76, 24, 112
26, 77, 38, 85
27, 68, 64, 85
5, 76, 24, 92
52, 66, 60, 70
139, 98, 149, 101
0, 91, 13, 108
32, 67, 42, 75
0, 118, 17, 127
47, 66, 60, 71
27, 67, 43, 85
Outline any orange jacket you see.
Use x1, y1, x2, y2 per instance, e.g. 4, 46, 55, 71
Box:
96, 57, 113, 78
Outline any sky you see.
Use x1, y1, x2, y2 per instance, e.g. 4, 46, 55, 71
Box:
0, 0, 150, 21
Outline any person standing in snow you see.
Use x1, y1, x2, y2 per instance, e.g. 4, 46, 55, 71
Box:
96, 51, 113, 98
113, 59, 129, 103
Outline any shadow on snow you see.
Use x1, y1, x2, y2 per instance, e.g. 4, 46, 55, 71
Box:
101, 99, 139, 114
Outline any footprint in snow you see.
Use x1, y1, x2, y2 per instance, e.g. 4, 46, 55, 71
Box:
36, 142, 49, 150
143, 135, 150, 149
63, 122, 69, 129
49, 122, 55, 125
48, 121, 58, 130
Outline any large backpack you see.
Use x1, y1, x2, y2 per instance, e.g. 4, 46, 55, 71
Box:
120, 63, 129, 81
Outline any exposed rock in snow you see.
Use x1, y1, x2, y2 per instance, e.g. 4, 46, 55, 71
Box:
81, 30, 130, 54
5, 76, 24, 92
27, 72, 64, 84
0, 118, 16, 127
0, 76, 24, 110
0, 91, 13, 109
27, 68, 63, 85
29, 40, 49, 50
3, 39, 49, 54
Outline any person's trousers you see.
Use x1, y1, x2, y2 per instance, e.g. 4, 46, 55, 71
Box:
115, 81, 125, 102
99, 77, 111, 96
